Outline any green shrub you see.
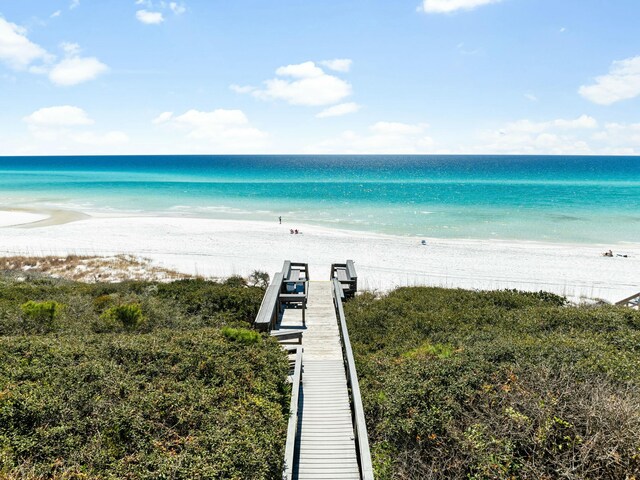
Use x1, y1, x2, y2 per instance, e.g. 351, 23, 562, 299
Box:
100, 303, 145, 331
93, 293, 115, 312
0, 328, 289, 479
345, 286, 640, 479
20, 300, 61, 332
155, 279, 263, 324
0, 273, 290, 479
224, 275, 248, 288
222, 326, 261, 345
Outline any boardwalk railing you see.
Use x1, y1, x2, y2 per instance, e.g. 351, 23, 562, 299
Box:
255, 260, 310, 331
255, 271, 284, 331
282, 345, 303, 480
616, 292, 640, 309
331, 260, 358, 299
331, 277, 374, 480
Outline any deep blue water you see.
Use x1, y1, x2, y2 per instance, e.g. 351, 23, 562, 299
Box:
0, 155, 639, 243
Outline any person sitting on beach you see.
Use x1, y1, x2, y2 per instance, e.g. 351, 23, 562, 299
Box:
602, 249, 613, 257
294, 229, 299, 234
290, 229, 294, 234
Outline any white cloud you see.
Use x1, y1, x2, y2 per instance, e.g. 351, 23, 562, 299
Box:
312, 121, 434, 154
0, 17, 52, 70
592, 122, 640, 148
418, 0, 502, 14
276, 61, 324, 78
169, 2, 187, 14
467, 115, 602, 155
257, 117, 636, 155
242, 61, 352, 107
152, 111, 174, 124
524, 93, 538, 102
0, 17, 107, 86
230, 84, 255, 94
60, 42, 81, 56
157, 108, 269, 151
69, 0, 80, 9
136, 10, 165, 24
51, 10, 62, 18
19, 105, 129, 153
579, 56, 640, 105
316, 102, 361, 118
49, 56, 108, 86
320, 59, 352, 72
24, 106, 94, 126
503, 115, 598, 134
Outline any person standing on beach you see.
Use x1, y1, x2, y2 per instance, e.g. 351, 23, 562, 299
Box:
279, 216, 282, 224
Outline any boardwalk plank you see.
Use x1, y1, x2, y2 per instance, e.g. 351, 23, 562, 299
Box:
281, 281, 360, 480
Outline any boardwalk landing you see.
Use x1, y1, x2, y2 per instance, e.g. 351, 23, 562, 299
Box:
280, 281, 360, 479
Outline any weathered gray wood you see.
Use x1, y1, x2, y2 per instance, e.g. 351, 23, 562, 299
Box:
336, 269, 349, 281
332, 278, 374, 480
283, 346, 303, 480
616, 292, 640, 309
282, 260, 292, 278
330, 261, 357, 299
271, 329, 304, 344
255, 272, 284, 331
279, 281, 361, 480
279, 283, 308, 323
346, 260, 357, 283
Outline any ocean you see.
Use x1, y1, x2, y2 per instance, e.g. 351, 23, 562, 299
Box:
0, 155, 639, 244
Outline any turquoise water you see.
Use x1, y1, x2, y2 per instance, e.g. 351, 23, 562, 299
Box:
0, 155, 639, 243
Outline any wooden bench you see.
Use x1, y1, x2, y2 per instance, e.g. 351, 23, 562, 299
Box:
279, 290, 307, 324
254, 261, 309, 331
279, 260, 309, 323
330, 260, 357, 299
282, 260, 308, 289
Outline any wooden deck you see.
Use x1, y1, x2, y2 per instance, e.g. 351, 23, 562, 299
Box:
280, 281, 360, 479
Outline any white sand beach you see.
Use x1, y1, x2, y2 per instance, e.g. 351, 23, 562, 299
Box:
0, 210, 48, 227
0, 209, 638, 303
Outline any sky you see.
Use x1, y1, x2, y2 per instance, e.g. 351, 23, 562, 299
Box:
0, 0, 639, 155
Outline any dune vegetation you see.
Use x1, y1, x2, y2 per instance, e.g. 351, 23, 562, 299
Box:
0, 272, 289, 479
345, 287, 640, 480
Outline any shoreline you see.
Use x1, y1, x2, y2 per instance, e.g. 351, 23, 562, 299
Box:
0, 206, 634, 248
0, 208, 638, 303
0, 208, 90, 228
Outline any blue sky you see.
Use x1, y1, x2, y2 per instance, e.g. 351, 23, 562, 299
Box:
1, 0, 639, 155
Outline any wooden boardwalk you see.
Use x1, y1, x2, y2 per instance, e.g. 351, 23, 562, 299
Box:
280, 281, 360, 479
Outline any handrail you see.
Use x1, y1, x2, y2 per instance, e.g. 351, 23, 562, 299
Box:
332, 278, 374, 480
616, 292, 640, 308
255, 271, 284, 331
282, 345, 303, 480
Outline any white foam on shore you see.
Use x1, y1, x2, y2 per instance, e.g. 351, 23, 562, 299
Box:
0, 214, 638, 303
0, 211, 48, 227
